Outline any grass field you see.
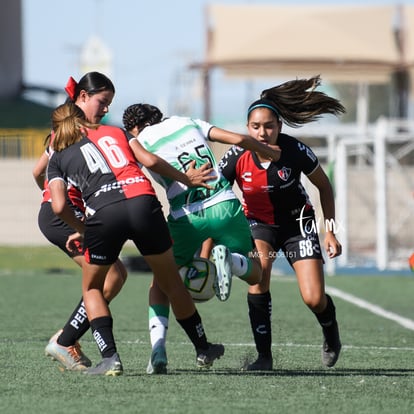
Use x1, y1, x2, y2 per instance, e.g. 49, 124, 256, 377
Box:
0, 246, 413, 414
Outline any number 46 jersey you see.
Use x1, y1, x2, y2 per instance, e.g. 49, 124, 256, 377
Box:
47, 125, 156, 213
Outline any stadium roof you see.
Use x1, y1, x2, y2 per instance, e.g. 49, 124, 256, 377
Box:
193, 3, 414, 82
190, 3, 414, 120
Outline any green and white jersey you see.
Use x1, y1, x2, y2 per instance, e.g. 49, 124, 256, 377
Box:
137, 116, 237, 219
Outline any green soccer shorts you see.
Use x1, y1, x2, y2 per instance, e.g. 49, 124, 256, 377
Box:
167, 198, 254, 266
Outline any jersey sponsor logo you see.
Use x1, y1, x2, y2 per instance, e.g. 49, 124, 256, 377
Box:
241, 172, 275, 192
280, 181, 294, 189
306, 148, 317, 162
219, 146, 243, 170
92, 329, 108, 352
298, 143, 317, 162
70, 301, 87, 330
255, 324, 268, 335
94, 175, 147, 197
277, 166, 291, 181
248, 219, 258, 227
196, 322, 205, 338
241, 171, 252, 182
261, 185, 274, 192
90, 253, 107, 261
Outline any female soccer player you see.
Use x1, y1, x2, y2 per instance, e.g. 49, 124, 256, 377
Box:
47, 102, 224, 375
33, 72, 128, 371
219, 75, 344, 370
122, 103, 281, 374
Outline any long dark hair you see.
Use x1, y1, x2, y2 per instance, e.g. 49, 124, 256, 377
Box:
247, 75, 346, 128
65, 72, 115, 102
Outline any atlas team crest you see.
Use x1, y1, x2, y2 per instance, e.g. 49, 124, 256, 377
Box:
277, 166, 291, 181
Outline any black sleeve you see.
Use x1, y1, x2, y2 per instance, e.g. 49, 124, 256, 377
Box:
46, 152, 63, 183
218, 145, 243, 185
285, 134, 319, 176
296, 141, 319, 176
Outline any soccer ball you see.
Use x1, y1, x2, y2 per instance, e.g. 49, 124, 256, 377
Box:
179, 258, 217, 303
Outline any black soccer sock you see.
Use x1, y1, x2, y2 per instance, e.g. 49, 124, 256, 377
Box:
247, 291, 272, 357
314, 294, 336, 328
57, 298, 90, 347
314, 294, 339, 343
90, 316, 117, 359
176, 310, 209, 350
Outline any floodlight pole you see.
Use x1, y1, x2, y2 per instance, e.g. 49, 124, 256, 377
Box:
202, 68, 211, 122
335, 139, 348, 268
202, 3, 212, 123
374, 117, 388, 270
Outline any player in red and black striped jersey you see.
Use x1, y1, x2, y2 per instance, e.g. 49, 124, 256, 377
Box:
47, 102, 224, 375
219, 76, 345, 370
32, 72, 128, 372
220, 133, 318, 226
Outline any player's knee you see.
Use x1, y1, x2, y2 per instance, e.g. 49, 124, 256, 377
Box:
303, 293, 325, 312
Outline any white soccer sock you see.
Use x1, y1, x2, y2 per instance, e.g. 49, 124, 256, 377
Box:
149, 316, 168, 349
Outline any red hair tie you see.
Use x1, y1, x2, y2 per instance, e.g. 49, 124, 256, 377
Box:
64, 76, 78, 100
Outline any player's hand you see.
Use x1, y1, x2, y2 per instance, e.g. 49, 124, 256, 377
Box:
267, 145, 281, 162
186, 160, 216, 189
258, 144, 281, 162
66, 232, 84, 253
324, 232, 342, 258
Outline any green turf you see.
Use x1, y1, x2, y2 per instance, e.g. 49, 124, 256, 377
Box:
0, 247, 413, 413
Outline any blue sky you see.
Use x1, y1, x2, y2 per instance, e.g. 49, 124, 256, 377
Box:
23, 0, 407, 126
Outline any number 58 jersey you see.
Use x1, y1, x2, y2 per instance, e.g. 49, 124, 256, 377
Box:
47, 125, 156, 213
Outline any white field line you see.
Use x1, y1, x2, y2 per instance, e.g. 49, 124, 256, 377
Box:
326, 285, 414, 331
270, 275, 414, 331
118, 340, 414, 351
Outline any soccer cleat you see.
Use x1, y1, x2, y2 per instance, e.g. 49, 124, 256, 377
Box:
146, 345, 168, 375
245, 354, 273, 371
321, 321, 342, 367
211, 245, 232, 301
84, 352, 123, 376
196, 343, 225, 369
45, 330, 92, 371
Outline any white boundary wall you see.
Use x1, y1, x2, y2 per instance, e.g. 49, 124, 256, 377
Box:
0, 159, 45, 245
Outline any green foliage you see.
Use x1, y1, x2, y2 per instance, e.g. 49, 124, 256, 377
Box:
0, 248, 413, 414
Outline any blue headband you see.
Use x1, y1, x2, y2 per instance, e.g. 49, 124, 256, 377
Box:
247, 103, 279, 117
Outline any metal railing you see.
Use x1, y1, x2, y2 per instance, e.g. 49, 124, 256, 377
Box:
0, 129, 49, 158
